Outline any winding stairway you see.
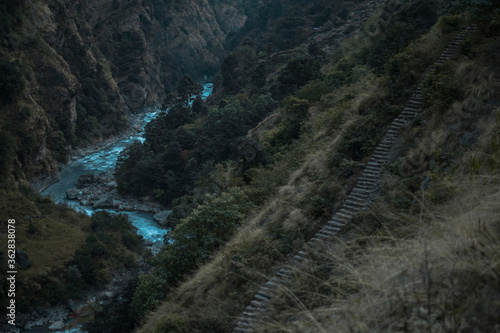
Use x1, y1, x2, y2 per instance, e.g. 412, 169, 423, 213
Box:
233, 26, 477, 333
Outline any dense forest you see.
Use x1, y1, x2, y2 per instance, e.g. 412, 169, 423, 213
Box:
1, 0, 500, 332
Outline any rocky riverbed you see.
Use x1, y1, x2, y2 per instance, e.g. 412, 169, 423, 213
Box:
2, 268, 145, 333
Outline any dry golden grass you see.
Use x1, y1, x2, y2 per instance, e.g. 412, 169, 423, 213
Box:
256, 173, 500, 332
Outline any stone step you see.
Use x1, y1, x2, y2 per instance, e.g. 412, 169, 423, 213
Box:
360, 173, 379, 181
392, 118, 407, 125
307, 237, 321, 245
364, 164, 382, 171
401, 110, 419, 116
343, 201, 365, 210
337, 210, 352, 219
356, 184, 375, 191
254, 293, 270, 302
386, 129, 399, 136
373, 149, 389, 156
356, 181, 377, 188
332, 213, 352, 222
382, 134, 397, 141
375, 144, 391, 149
279, 267, 292, 275
265, 280, 280, 287
378, 141, 392, 147
271, 276, 284, 284
404, 106, 421, 112
362, 168, 381, 175
367, 161, 383, 168
371, 156, 387, 163
388, 124, 403, 132
347, 195, 368, 204
293, 254, 305, 262
260, 286, 274, 294
257, 290, 272, 299
318, 227, 337, 235
352, 188, 372, 196
397, 113, 416, 120
328, 220, 346, 227
238, 319, 256, 327
316, 232, 333, 240
322, 225, 341, 233
250, 300, 266, 308
359, 173, 379, 180
339, 205, 357, 215
276, 270, 290, 279
383, 132, 398, 139
357, 179, 378, 186
244, 305, 264, 315
407, 99, 422, 105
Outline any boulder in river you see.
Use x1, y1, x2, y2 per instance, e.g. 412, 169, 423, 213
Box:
153, 210, 173, 227
66, 187, 81, 200
76, 173, 96, 188
49, 320, 65, 331
93, 196, 115, 209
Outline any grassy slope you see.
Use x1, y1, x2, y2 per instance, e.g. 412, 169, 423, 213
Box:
134, 3, 500, 332
252, 19, 500, 332
0, 187, 90, 309
133, 11, 495, 332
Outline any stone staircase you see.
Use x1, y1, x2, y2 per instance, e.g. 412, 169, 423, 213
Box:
232, 26, 476, 333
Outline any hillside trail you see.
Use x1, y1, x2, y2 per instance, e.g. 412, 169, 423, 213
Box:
233, 26, 477, 333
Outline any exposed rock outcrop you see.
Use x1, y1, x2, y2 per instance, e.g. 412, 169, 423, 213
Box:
153, 210, 173, 227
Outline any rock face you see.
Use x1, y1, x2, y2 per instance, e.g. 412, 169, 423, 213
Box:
87, 0, 254, 111
1, 0, 256, 188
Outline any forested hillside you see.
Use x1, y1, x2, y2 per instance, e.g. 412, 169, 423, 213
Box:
1, 0, 499, 332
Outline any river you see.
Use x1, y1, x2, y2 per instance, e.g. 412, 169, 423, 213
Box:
41, 83, 213, 244
26, 84, 212, 333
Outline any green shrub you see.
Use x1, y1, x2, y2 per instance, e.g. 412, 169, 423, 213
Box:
132, 188, 253, 318
154, 313, 187, 333
278, 56, 321, 96
295, 79, 332, 102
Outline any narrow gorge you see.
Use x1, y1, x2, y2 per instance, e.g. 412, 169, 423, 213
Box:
1, 0, 499, 333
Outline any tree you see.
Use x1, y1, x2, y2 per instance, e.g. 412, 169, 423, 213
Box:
132, 188, 253, 318
278, 56, 321, 96
177, 74, 202, 103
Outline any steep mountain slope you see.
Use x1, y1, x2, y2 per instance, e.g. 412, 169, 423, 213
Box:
0, 0, 253, 189
133, 2, 500, 333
